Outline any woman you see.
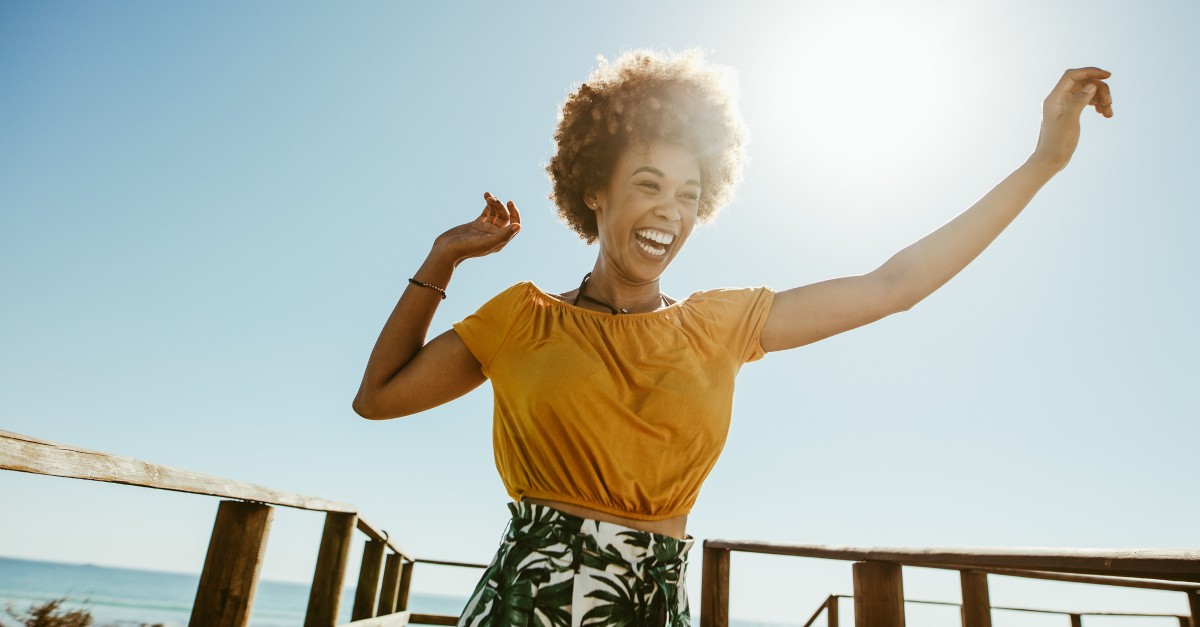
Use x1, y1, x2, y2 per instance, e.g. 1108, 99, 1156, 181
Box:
353, 50, 1113, 627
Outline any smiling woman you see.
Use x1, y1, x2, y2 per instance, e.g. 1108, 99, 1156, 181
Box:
352, 46, 1112, 627
585, 142, 701, 288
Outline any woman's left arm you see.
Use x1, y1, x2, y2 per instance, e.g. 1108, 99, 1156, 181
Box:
760, 67, 1114, 353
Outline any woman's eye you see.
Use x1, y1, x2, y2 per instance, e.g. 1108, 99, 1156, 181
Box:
638, 181, 660, 191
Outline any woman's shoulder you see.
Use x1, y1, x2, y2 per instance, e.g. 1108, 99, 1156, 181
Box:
481, 281, 538, 302
684, 285, 775, 306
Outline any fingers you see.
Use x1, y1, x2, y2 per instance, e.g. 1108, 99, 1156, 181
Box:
507, 200, 521, 233
1090, 78, 1114, 118
477, 193, 522, 237
1051, 67, 1111, 95
1050, 67, 1114, 118
479, 192, 511, 226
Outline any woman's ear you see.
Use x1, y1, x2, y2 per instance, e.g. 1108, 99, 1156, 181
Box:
580, 188, 604, 211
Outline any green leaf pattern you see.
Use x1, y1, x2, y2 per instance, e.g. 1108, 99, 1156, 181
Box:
458, 502, 693, 627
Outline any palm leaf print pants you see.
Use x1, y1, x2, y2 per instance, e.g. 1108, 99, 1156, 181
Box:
457, 501, 695, 627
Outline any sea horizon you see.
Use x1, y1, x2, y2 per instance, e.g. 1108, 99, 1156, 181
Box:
0, 555, 792, 627
0, 555, 465, 627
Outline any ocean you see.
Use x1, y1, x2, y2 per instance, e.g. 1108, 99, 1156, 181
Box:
0, 556, 789, 626
0, 556, 466, 626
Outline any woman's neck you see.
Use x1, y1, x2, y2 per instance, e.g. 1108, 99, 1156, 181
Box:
580, 259, 665, 313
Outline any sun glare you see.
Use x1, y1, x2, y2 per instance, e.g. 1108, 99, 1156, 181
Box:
750, 3, 980, 192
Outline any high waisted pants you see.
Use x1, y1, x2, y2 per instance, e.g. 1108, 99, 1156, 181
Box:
457, 501, 695, 627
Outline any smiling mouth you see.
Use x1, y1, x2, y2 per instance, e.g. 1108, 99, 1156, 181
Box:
635, 229, 674, 257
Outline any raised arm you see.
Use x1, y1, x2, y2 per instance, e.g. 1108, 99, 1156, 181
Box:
353, 193, 521, 419
760, 67, 1114, 353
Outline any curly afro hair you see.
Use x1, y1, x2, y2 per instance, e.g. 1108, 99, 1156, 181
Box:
546, 49, 747, 244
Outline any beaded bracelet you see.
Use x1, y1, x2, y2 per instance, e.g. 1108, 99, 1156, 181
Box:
408, 277, 447, 300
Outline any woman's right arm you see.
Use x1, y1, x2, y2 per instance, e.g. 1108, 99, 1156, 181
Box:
352, 193, 521, 420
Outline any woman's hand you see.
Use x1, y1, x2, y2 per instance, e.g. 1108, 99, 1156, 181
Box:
355, 192, 520, 419
433, 192, 522, 267
1028, 67, 1114, 173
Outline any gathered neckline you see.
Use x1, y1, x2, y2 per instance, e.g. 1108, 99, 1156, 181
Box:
524, 281, 692, 319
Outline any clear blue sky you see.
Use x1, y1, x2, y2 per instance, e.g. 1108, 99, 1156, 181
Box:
2, 1, 1196, 624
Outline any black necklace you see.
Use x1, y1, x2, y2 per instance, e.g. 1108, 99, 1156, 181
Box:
572, 272, 667, 315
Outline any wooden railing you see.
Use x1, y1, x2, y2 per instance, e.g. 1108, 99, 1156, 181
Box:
0, 430, 487, 627
700, 540, 1200, 627
801, 594, 1194, 627
9, 427, 1198, 627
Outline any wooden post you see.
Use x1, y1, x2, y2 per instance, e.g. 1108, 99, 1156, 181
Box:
305, 511, 357, 627
1069, 615, 1082, 627
852, 561, 905, 627
352, 538, 387, 620
1188, 591, 1200, 627
700, 545, 730, 627
959, 570, 992, 627
1178, 616, 1190, 627
377, 552, 403, 615
828, 595, 839, 627
397, 560, 414, 611
189, 501, 273, 627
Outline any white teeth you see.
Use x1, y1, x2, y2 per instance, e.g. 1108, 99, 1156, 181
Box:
636, 229, 675, 245
637, 241, 667, 256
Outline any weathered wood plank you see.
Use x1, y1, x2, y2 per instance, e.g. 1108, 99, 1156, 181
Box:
700, 544, 729, 627
397, 560, 414, 612
338, 610, 410, 627
1189, 590, 1199, 627
987, 603, 1180, 618
884, 597, 1183, 620
378, 553, 403, 616
411, 557, 489, 569
982, 567, 1200, 592
0, 430, 354, 514
357, 517, 410, 561
306, 512, 357, 627
800, 595, 833, 627
853, 561, 904, 627
408, 614, 460, 625
190, 501, 273, 627
702, 541, 1200, 582
828, 594, 839, 627
1069, 614, 1083, 627
352, 539, 387, 621
960, 571, 991, 627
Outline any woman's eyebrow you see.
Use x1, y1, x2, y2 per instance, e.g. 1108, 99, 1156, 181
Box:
631, 166, 701, 187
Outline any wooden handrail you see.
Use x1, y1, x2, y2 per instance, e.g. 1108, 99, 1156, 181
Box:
0, 428, 489, 627
12, 426, 1195, 627
800, 595, 835, 627
701, 541, 1200, 627
967, 567, 1200, 593
412, 558, 489, 569
0, 430, 425, 563
805, 595, 1189, 623
340, 611, 411, 626
356, 516, 413, 562
703, 540, 1200, 582
896, 596, 1186, 618
0, 429, 354, 514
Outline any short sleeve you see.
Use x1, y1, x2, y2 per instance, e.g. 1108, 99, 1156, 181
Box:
687, 286, 776, 364
451, 283, 526, 377
736, 286, 775, 363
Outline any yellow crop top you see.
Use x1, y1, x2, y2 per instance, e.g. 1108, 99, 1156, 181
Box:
452, 281, 776, 521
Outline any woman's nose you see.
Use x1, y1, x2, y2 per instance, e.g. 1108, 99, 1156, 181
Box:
653, 200, 682, 222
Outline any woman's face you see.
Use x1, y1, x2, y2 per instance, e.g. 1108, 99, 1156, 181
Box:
587, 141, 702, 284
